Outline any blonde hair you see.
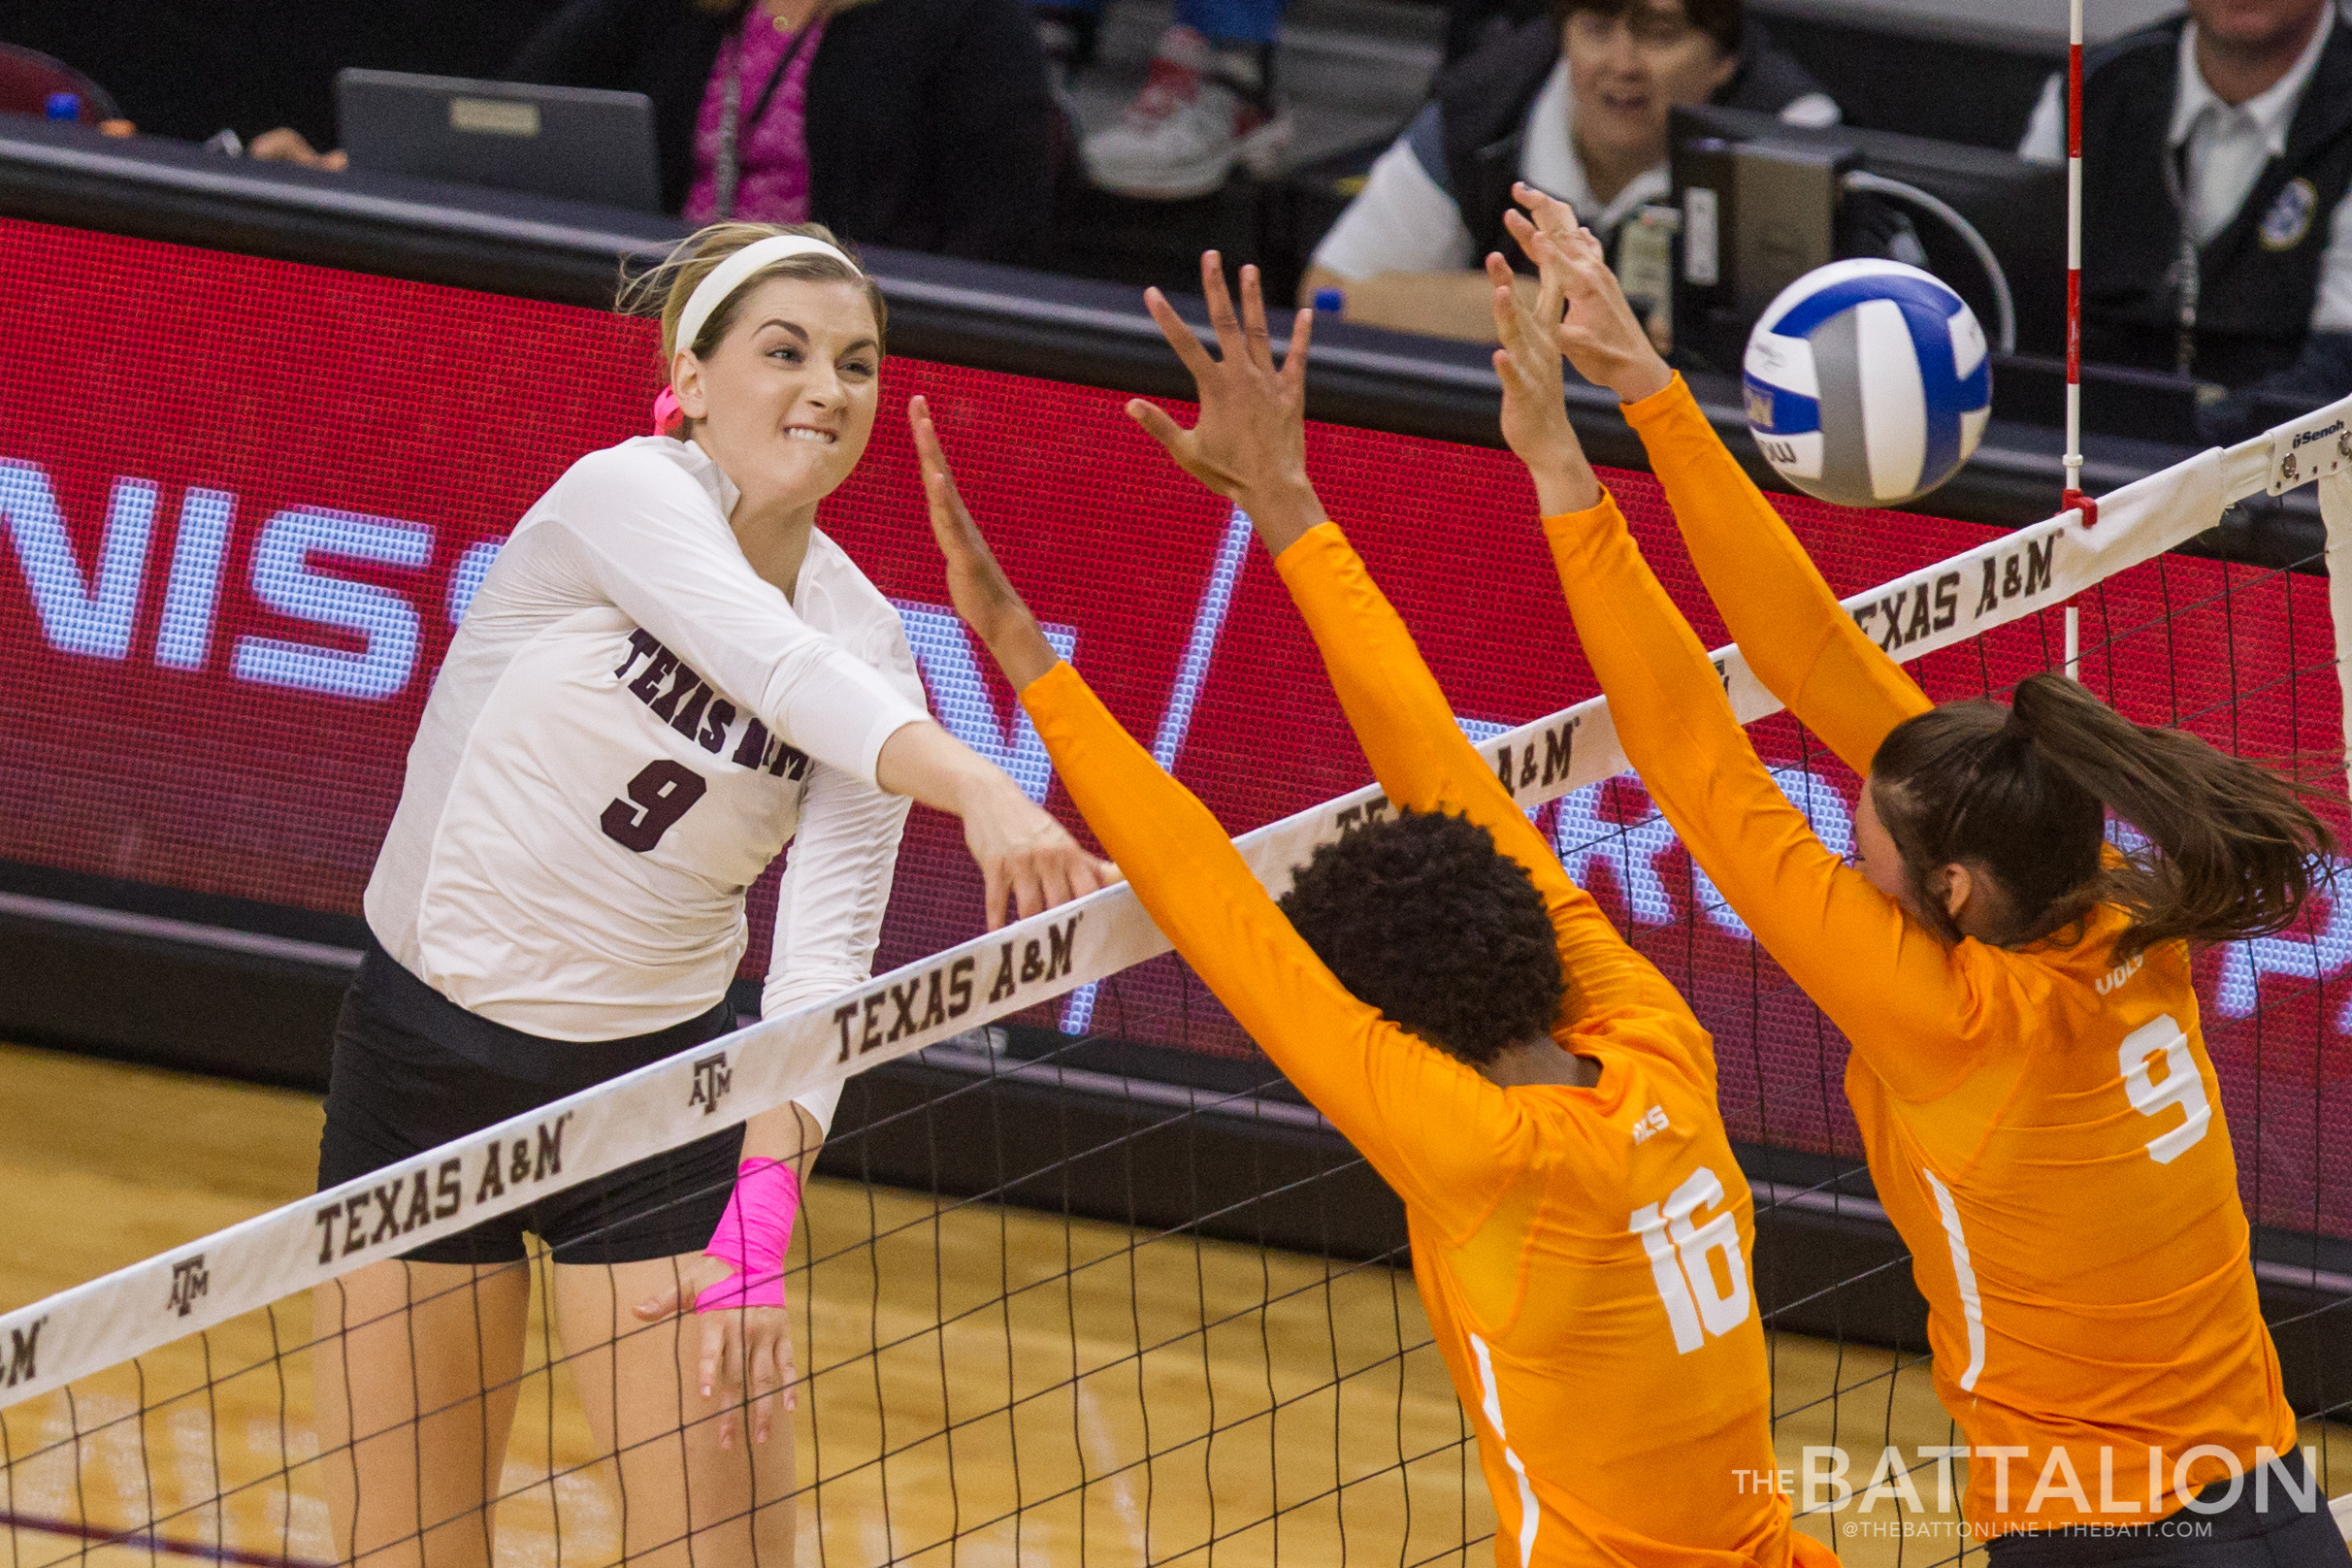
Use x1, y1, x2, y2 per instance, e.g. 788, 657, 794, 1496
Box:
617, 220, 889, 370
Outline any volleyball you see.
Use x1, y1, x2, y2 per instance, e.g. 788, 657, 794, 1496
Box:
1741, 259, 1992, 507
28, 0, 2352, 1547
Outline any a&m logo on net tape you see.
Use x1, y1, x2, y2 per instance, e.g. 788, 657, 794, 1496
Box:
691, 1051, 734, 1116
2, 1318, 40, 1389
168, 1255, 211, 1319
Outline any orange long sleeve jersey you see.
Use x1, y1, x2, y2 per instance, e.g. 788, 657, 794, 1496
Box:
1022, 524, 1833, 1568
1541, 376, 2296, 1535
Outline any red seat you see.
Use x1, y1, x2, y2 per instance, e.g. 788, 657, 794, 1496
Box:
0, 42, 119, 122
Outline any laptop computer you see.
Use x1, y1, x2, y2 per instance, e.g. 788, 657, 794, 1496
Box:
337, 69, 663, 213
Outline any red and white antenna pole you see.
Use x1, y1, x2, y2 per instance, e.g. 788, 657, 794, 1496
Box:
2062, 0, 2092, 678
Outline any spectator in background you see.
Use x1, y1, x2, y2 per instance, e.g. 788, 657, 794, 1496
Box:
1300, 0, 1836, 342
506, 0, 1055, 265
2019, 0, 2352, 440
1033, 0, 1290, 199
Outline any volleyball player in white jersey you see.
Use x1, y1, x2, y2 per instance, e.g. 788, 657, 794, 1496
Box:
312, 222, 1111, 1568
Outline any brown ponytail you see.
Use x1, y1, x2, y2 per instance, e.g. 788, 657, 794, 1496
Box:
1869, 672, 2335, 957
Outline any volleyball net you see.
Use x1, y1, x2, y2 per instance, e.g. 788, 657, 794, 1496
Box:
6, 395, 2352, 1568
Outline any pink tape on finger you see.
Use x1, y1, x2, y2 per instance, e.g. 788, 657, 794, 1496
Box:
694, 1159, 800, 1313
652, 386, 684, 435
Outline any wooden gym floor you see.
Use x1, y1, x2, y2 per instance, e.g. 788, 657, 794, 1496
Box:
2, 1042, 2343, 1568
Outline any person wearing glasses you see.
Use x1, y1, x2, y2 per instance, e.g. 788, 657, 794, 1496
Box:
1300, 0, 1838, 343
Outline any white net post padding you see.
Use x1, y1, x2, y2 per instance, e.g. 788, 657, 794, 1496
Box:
2321, 467, 2352, 786
7, 391, 2349, 1419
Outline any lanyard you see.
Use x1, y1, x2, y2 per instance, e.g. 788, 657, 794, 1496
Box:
715, 6, 819, 220
2165, 137, 2203, 376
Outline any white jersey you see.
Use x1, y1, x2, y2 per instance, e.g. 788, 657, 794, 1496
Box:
365, 436, 931, 1130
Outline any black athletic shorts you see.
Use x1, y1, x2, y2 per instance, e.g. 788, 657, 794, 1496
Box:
1986, 1454, 2351, 1568
316, 940, 743, 1267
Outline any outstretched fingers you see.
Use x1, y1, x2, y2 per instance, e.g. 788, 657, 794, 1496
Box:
1512, 182, 1586, 254
1237, 262, 1278, 376
1133, 254, 1311, 502
1486, 254, 1545, 376
1235, 263, 1314, 391
1144, 285, 1220, 380
1126, 396, 1192, 458
1505, 205, 1608, 295
698, 1310, 742, 1448
1200, 250, 1249, 369
746, 1321, 797, 1442
982, 857, 1011, 932
1006, 858, 1047, 925
908, 397, 960, 513
1280, 304, 1314, 395
748, 1340, 782, 1443
1528, 238, 1566, 332
1485, 252, 1526, 353
1502, 212, 1623, 371
1497, 217, 1571, 344
908, 394, 942, 461
909, 398, 985, 558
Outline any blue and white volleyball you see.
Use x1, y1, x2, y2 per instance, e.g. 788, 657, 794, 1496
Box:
1742, 260, 1991, 508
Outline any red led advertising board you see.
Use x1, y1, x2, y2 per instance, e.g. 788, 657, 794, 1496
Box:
0, 218, 2343, 1238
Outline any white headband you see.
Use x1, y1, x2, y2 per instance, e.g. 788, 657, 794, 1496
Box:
675, 235, 862, 357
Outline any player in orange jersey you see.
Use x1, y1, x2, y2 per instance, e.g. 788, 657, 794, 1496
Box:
904, 255, 1840, 1568
1490, 187, 2348, 1565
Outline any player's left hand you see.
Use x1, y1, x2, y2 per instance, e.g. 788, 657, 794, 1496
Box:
1487, 233, 1600, 515
908, 395, 1058, 687
1504, 184, 1672, 405
906, 395, 1126, 926
636, 1255, 796, 1450
1487, 244, 1575, 462
1128, 253, 1316, 523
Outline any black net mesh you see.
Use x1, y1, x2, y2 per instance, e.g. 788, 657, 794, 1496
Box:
0, 216, 2346, 1568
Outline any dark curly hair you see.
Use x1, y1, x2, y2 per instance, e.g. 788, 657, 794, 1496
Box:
1277, 809, 1566, 1067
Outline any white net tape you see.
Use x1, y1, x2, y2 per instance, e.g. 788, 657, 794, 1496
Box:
7, 394, 2345, 1418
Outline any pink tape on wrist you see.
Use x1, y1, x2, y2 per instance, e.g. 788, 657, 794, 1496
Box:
695, 1159, 800, 1313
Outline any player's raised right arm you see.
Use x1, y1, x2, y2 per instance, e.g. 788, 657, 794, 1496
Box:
543, 448, 1108, 930
908, 395, 1532, 1239
1507, 188, 1930, 777
1488, 234, 1986, 1103
548, 449, 931, 783
1127, 253, 1689, 1030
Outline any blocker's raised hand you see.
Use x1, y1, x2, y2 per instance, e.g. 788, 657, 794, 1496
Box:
1128, 253, 1318, 533
1504, 184, 1672, 406
905, 395, 1123, 923
909, 395, 1054, 685
1486, 248, 1600, 517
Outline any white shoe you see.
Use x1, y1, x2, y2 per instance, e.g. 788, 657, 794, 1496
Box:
1081, 25, 1294, 200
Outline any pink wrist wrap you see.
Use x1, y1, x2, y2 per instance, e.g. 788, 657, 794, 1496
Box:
695, 1159, 800, 1313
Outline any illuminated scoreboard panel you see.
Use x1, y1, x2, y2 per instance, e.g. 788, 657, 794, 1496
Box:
1, 218, 2342, 1238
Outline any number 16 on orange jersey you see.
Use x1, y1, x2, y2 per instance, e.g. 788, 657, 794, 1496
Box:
1631, 1168, 1754, 1355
